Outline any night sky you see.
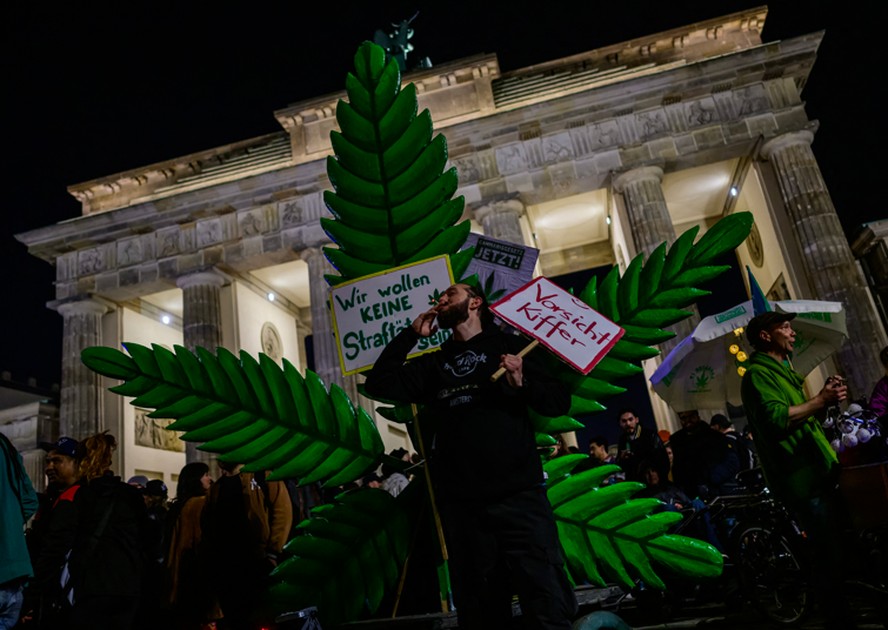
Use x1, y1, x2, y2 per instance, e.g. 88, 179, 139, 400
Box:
3, 1, 882, 390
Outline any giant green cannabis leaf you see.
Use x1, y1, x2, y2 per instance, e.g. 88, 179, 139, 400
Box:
322, 41, 470, 285
81, 343, 383, 485
545, 456, 723, 589
266, 486, 413, 626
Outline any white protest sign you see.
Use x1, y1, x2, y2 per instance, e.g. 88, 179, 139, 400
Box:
490, 277, 624, 374
330, 256, 454, 375
461, 233, 539, 301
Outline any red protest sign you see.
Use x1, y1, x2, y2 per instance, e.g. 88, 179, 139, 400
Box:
490, 277, 624, 374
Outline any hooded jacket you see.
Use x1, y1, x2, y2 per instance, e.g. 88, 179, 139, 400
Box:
740, 351, 838, 505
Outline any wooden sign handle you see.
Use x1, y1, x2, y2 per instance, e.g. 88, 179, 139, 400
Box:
490, 339, 540, 382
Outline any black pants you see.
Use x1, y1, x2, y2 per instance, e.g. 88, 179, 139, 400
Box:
441, 486, 577, 630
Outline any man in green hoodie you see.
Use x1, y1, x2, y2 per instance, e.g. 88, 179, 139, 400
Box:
740, 310, 850, 628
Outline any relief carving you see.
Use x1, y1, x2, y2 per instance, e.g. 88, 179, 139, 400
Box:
590, 121, 620, 148
79, 248, 105, 276
196, 219, 222, 248
543, 133, 573, 164
117, 238, 142, 267
279, 200, 304, 227
495, 144, 527, 175
687, 100, 715, 127
238, 209, 267, 237
638, 111, 669, 138
453, 156, 481, 182
157, 228, 179, 258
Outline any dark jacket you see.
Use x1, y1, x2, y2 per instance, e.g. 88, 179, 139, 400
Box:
35, 474, 147, 601
364, 325, 570, 502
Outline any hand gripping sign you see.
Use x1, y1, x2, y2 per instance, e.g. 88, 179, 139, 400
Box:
490, 277, 624, 376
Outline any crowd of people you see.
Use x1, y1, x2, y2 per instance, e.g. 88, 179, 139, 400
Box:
3, 286, 886, 630
0, 432, 422, 630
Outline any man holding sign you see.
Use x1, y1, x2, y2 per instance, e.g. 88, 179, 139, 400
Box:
365, 282, 576, 629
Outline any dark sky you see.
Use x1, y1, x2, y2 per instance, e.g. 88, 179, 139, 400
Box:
2, 1, 882, 388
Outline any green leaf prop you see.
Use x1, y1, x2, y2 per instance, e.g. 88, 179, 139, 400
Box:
322, 41, 469, 285
557, 212, 754, 421
544, 456, 723, 589
80, 343, 383, 485
266, 486, 413, 626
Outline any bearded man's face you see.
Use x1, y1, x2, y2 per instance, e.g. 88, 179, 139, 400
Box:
436, 294, 470, 329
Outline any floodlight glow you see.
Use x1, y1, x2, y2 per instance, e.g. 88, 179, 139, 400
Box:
730, 186, 738, 197
268, 292, 276, 302
161, 315, 171, 325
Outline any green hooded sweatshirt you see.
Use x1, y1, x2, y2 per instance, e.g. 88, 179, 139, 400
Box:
740, 351, 838, 506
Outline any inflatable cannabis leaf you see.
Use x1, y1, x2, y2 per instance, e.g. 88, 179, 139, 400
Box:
267, 486, 413, 627
545, 456, 722, 589
322, 41, 472, 285
81, 344, 383, 485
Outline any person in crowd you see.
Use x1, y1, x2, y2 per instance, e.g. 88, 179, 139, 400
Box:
1, 433, 38, 630
201, 461, 292, 630
164, 462, 217, 630
381, 448, 411, 497
588, 436, 615, 467
870, 345, 888, 420
634, 460, 691, 512
616, 407, 668, 482
575, 436, 623, 483
135, 479, 169, 630
21, 437, 81, 625
740, 311, 852, 629
669, 410, 739, 499
284, 479, 323, 534
361, 473, 383, 489
710, 414, 754, 471
32, 432, 147, 630
364, 281, 577, 629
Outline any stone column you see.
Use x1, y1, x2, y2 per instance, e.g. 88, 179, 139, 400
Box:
177, 270, 226, 465
614, 167, 701, 429
761, 131, 883, 396
473, 198, 526, 245
613, 166, 697, 351
57, 298, 107, 439
300, 248, 362, 405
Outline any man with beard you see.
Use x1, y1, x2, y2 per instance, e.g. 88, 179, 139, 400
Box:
365, 282, 577, 630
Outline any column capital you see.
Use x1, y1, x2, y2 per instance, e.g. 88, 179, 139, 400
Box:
760, 130, 815, 159
471, 197, 525, 224
55, 297, 109, 317
612, 166, 664, 193
299, 246, 324, 263
176, 268, 227, 290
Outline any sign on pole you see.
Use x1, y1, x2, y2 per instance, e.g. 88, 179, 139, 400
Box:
461, 233, 539, 300
490, 277, 624, 374
330, 256, 454, 375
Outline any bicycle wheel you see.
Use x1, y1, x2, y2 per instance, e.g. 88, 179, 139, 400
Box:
732, 523, 809, 625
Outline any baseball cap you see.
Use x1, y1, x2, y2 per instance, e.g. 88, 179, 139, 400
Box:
127, 475, 150, 488
746, 311, 796, 347
145, 479, 168, 497
39, 437, 79, 458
